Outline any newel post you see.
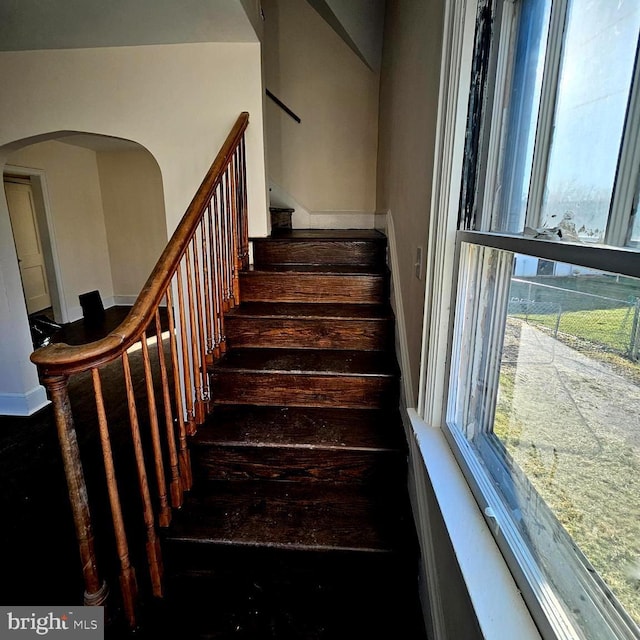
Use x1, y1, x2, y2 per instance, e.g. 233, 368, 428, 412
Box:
44, 375, 109, 607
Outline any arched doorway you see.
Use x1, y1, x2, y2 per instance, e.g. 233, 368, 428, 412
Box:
3, 132, 167, 328
0, 131, 166, 415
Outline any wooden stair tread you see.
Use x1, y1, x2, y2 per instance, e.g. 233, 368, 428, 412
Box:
252, 229, 387, 242
194, 405, 406, 451
251, 231, 387, 268
245, 264, 387, 274
239, 269, 388, 304
166, 481, 410, 553
225, 301, 393, 320
209, 348, 400, 377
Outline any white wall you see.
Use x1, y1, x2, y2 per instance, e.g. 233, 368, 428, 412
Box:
97, 149, 167, 302
0, 190, 48, 415
263, 0, 379, 224
7, 141, 115, 321
0, 41, 268, 415
310, 0, 385, 72
375, 2, 486, 636
376, 0, 445, 402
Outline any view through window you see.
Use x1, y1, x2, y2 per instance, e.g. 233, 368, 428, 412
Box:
446, 0, 640, 637
499, 260, 640, 624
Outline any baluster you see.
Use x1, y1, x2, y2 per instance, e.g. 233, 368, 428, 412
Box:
91, 368, 137, 625
121, 350, 163, 597
223, 167, 235, 308
175, 261, 196, 435
140, 330, 171, 527
185, 243, 206, 425
191, 230, 211, 409
165, 285, 192, 490
213, 188, 228, 353
233, 145, 245, 268
218, 176, 231, 313
207, 200, 222, 360
201, 206, 215, 361
44, 375, 108, 608
155, 309, 183, 508
218, 174, 227, 312
229, 154, 241, 306
239, 135, 249, 267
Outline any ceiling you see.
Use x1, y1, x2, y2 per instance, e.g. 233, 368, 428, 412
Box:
0, 0, 258, 52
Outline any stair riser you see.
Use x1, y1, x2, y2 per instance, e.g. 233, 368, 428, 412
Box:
191, 446, 405, 484
225, 317, 393, 350
240, 272, 387, 304
253, 240, 386, 267
210, 372, 398, 409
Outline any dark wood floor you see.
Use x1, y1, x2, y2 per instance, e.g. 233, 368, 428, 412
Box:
0, 307, 171, 606
0, 307, 135, 607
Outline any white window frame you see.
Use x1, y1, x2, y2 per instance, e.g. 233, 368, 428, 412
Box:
419, 0, 640, 638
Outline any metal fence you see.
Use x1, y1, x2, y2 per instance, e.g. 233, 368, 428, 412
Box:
507, 278, 640, 361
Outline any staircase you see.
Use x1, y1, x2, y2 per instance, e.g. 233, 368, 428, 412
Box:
142, 229, 426, 638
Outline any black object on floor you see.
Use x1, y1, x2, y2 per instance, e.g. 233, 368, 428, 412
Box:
79, 290, 106, 326
28, 313, 62, 348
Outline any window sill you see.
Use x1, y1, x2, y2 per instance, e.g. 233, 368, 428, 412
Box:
407, 408, 542, 640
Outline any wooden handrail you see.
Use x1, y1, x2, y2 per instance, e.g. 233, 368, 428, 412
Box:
29, 112, 251, 626
31, 112, 249, 376
266, 89, 301, 123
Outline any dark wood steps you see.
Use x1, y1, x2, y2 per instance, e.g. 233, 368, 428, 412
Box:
239, 266, 389, 304
224, 302, 394, 350
157, 229, 426, 638
190, 405, 406, 484
252, 229, 387, 266
167, 481, 410, 554
209, 347, 400, 409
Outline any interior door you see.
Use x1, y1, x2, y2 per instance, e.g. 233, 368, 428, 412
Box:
4, 179, 52, 314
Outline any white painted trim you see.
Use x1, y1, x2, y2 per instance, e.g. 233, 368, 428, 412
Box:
417, 0, 478, 425
268, 179, 375, 229
407, 408, 542, 640
0, 385, 49, 417
4, 164, 68, 323
403, 411, 446, 639
525, 0, 569, 230
112, 295, 166, 308
66, 305, 84, 323
411, 1, 540, 637
113, 295, 138, 306
607, 34, 640, 246
67, 294, 114, 323
380, 210, 414, 408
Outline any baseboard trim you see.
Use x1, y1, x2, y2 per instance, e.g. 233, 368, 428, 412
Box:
0, 385, 49, 417
67, 295, 118, 323
113, 295, 137, 306
379, 210, 415, 407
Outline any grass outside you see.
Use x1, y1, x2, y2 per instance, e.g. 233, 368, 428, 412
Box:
494, 317, 640, 627
511, 274, 640, 312
513, 305, 639, 355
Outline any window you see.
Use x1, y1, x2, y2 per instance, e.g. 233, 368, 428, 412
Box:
443, 1, 640, 638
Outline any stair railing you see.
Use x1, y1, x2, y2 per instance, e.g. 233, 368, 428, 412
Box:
30, 112, 250, 627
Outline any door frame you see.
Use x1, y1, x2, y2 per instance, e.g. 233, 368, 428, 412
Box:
4, 164, 67, 323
